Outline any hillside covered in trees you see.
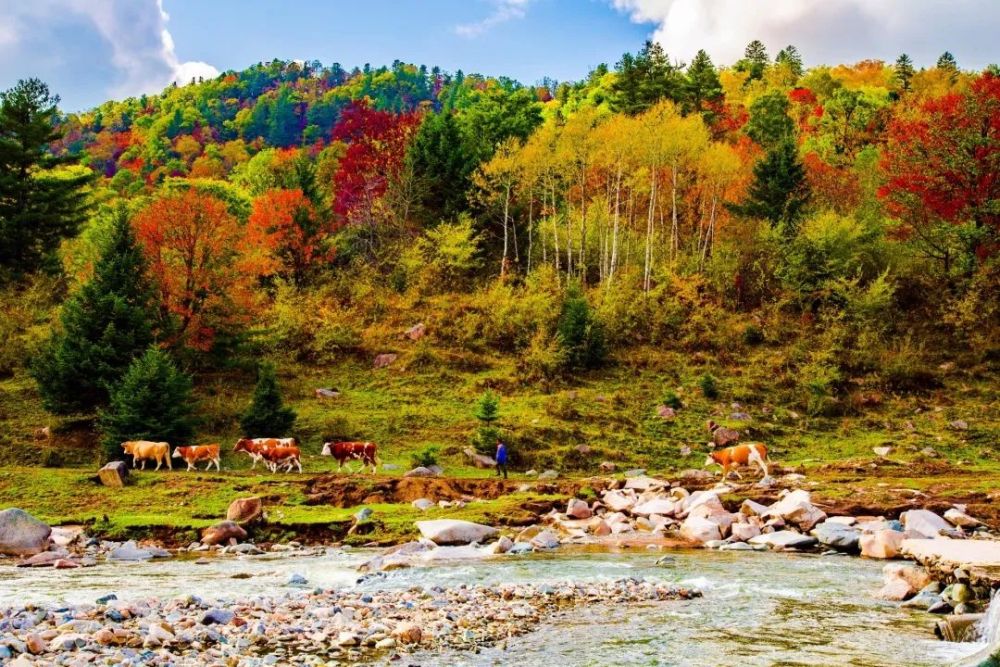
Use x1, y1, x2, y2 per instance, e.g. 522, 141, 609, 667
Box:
0, 41, 997, 471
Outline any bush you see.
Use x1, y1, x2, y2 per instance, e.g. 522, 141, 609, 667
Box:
557, 282, 607, 371
516, 330, 566, 387
661, 390, 683, 409
410, 445, 440, 469
240, 363, 297, 438
742, 325, 765, 346
699, 373, 719, 399
41, 449, 63, 468
99, 347, 195, 461
472, 390, 501, 455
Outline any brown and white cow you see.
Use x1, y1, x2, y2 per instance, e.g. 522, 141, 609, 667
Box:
705, 443, 769, 480
321, 441, 378, 474
121, 441, 172, 471
172, 444, 221, 471
233, 437, 297, 470
257, 445, 302, 473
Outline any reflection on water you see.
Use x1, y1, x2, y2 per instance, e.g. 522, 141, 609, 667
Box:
0, 548, 982, 666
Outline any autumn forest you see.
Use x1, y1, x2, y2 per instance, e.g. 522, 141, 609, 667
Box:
0, 40, 998, 468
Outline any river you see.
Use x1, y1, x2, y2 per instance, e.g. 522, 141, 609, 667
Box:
0, 547, 986, 666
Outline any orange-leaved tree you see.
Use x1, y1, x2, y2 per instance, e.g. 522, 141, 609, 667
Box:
247, 188, 336, 283
134, 189, 277, 351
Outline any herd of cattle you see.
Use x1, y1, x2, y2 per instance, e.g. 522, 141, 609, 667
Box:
119, 438, 379, 474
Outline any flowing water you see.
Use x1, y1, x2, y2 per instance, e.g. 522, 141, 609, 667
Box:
0, 548, 987, 666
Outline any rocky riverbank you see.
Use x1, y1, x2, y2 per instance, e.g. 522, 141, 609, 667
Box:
0, 579, 700, 666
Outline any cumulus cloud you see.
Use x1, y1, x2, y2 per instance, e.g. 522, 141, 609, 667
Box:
0, 0, 218, 102
610, 0, 1000, 69
456, 0, 532, 38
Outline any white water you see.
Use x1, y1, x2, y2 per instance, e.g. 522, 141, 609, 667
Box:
0, 548, 988, 666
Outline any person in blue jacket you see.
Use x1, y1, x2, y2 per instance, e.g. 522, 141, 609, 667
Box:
495, 438, 508, 479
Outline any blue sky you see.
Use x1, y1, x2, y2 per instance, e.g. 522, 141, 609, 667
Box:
1, 0, 997, 112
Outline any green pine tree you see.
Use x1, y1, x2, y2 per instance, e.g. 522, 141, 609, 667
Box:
736, 40, 770, 81
936, 52, 959, 83
894, 54, 915, 92
0, 78, 92, 281
239, 363, 297, 437
729, 140, 810, 234
775, 45, 804, 78
684, 49, 723, 116
472, 390, 501, 456
99, 347, 195, 461
557, 282, 607, 371
408, 110, 475, 224
32, 206, 157, 414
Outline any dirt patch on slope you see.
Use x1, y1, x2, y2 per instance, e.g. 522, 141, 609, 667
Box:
302, 474, 604, 507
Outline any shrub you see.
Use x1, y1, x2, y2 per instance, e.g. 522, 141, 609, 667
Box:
699, 373, 719, 399
742, 325, 766, 346
557, 282, 607, 371
240, 363, 297, 438
410, 445, 440, 469
472, 390, 501, 455
661, 390, 683, 409
516, 330, 567, 387
99, 347, 195, 461
41, 449, 63, 468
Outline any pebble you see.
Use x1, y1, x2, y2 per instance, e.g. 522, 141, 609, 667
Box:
0, 579, 701, 664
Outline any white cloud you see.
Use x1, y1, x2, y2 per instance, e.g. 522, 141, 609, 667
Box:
610, 0, 1000, 69
0, 0, 218, 102
456, 0, 532, 38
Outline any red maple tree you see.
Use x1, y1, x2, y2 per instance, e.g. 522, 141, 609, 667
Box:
247, 188, 336, 281
880, 74, 1000, 261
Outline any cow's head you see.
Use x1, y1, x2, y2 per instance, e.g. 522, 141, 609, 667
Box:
234, 438, 250, 453
704, 451, 721, 468
121, 441, 135, 455
171, 448, 184, 458
320, 442, 332, 456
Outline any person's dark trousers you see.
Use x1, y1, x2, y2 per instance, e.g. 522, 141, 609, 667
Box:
496, 462, 507, 479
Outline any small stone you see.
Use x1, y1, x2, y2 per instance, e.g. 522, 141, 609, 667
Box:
98, 461, 129, 488
393, 622, 423, 644
201, 609, 235, 625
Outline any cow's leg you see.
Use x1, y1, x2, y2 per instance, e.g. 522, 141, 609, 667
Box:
733, 467, 743, 480
294, 457, 302, 474
749, 449, 768, 477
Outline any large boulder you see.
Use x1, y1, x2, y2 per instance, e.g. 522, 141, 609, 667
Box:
631, 497, 676, 517
767, 490, 827, 531
109, 541, 154, 561
566, 498, 592, 520
404, 466, 438, 478
901, 510, 959, 539
811, 522, 862, 553
415, 519, 498, 545
749, 531, 818, 550
98, 462, 129, 488
226, 497, 263, 524
463, 447, 497, 469
876, 564, 932, 601
0, 508, 51, 556
944, 508, 981, 529
201, 521, 247, 546
730, 522, 761, 542
860, 529, 905, 559
602, 490, 636, 513
679, 516, 722, 544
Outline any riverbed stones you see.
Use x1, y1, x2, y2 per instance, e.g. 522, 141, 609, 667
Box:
811, 522, 862, 552
416, 519, 498, 545
679, 516, 722, 544
226, 497, 263, 524
767, 490, 827, 531
566, 498, 592, 519
901, 509, 959, 539
0, 508, 51, 556
749, 530, 818, 550
944, 508, 981, 529
412, 498, 434, 511
109, 541, 154, 561
201, 521, 247, 546
98, 461, 129, 488
860, 529, 905, 559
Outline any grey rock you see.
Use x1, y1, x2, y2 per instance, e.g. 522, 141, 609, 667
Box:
201, 609, 235, 625
98, 462, 129, 488
0, 508, 51, 556
810, 522, 861, 552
